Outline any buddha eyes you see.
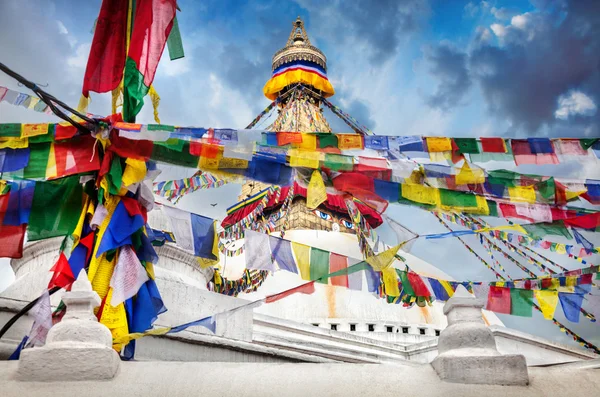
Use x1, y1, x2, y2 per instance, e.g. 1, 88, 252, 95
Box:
314, 210, 332, 221
342, 219, 354, 229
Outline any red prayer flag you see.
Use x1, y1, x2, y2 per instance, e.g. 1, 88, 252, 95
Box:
511, 139, 558, 166
0, 194, 26, 258
109, 132, 154, 160
54, 124, 78, 140
563, 213, 600, 230
266, 282, 316, 303
407, 271, 431, 297
54, 136, 101, 178
277, 132, 302, 146
486, 286, 511, 314
48, 252, 75, 289
329, 253, 349, 288
480, 138, 506, 153
81, 0, 128, 97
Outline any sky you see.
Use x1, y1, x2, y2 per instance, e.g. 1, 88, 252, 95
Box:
0, 0, 599, 350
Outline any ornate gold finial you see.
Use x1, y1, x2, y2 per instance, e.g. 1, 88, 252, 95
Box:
286, 16, 311, 47
272, 17, 327, 72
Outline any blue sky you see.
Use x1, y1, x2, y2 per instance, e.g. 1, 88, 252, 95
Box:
0, 0, 599, 349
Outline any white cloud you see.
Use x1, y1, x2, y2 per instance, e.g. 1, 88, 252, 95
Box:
511, 13, 530, 30
67, 43, 91, 69
490, 23, 507, 37
56, 20, 68, 35
555, 91, 597, 120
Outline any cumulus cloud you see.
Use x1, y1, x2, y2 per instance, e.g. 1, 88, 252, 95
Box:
469, 0, 600, 135
555, 91, 597, 120
296, 0, 429, 64
422, 43, 471, 111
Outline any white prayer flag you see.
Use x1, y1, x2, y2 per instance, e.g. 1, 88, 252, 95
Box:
245, 229, 275, 271
26, 290, 53, 348
110, 245, 149, 306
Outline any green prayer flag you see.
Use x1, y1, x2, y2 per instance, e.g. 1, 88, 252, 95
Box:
487, 200, 498, 217
318, 134, 338, 148
510, 288, 533, 317
396, 269, 415, 297
536, 177, 555, 202
487, 169, 521, 187
152, 141, 198, 167
453, 138, 479, 154
310, 247, 330, 284
323, 153, 353, 171
23, 143, 51, 179
439, 189, 478, 208
28, 176, 83, 241
147, 124, 175, 132
107, 157, 123, 195
522, 222, 572, 240
166, 17, 185, 61
580, 138, 598, 150
0, 123, 22, 138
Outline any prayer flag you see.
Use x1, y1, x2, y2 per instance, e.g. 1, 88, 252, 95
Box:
337, 134, 363, 150
123, 0, 177, 121
453, 138, 479, 154
480, 138, 506, 153
53, 136, 101, 178
535, 290, 559, 320
110, 245, 150, 306
528, 138, 554, 154
348, 258, 363, 291
510, 289, 533, 317
163, 206, 218, 260
508, 185, 536, 204
25, 289, 52, 348
401, 183, 440, 206
269, 236, 297, 274
307, 170, 327, 210
559, 292, 583, 323
288, 148, 321, 169
4, 180, 35, 226
366, 244, 400, 271
329, 253, 349, 287
428, 278, 455, 301
397, 136, 424, 152
292, 242, 311, 281
486, 286, 511, 314
0, 148, 29, 173
245, 229, 275, 271
318, 133, 338, 148
426, 137, 452, 152
407, 272, 431, 297
455, 162, 485, 185
266, 281, 316, 303
310, 247, 330, 284
28, 177, 83, 241
365, 136, 389, 150
82, 0, 127, 97
382, 267, 400, 296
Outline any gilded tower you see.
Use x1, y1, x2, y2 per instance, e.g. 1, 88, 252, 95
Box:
237, 17, 361, 235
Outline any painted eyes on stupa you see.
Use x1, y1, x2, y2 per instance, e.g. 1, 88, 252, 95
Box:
314, 210, 332, 221
342, 219, 354, 229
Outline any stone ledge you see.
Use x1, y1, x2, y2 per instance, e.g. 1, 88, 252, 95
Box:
432, 353, 529, 386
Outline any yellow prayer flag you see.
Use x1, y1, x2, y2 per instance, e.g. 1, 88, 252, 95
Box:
455, 162, 485, 185
45, 143, 57, 179
382, 267, 400, 296
426, 137, 452, 152
292, 242, 311, 280
475, 224, 527, 235
289, 148, 322, 169
292, 133, 317, 150
508, 185, 536, 204
337, 134, 363, 150
100, 289, 128, 330
307, 170, 327, 210
27, 97, 40, 109
0, 137, 28, 149
218, 157, 249, 169
401, 183, 440, 206
534, 290, 558, 320
429, 152, 452, 162
555, 244, 567, 255
198, 156, 221, 170
439, 280, 455, 298
366, 245, 401, 271
122, 158, 147, 187
72, 195, 92, 246
21, 123, 49, 138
